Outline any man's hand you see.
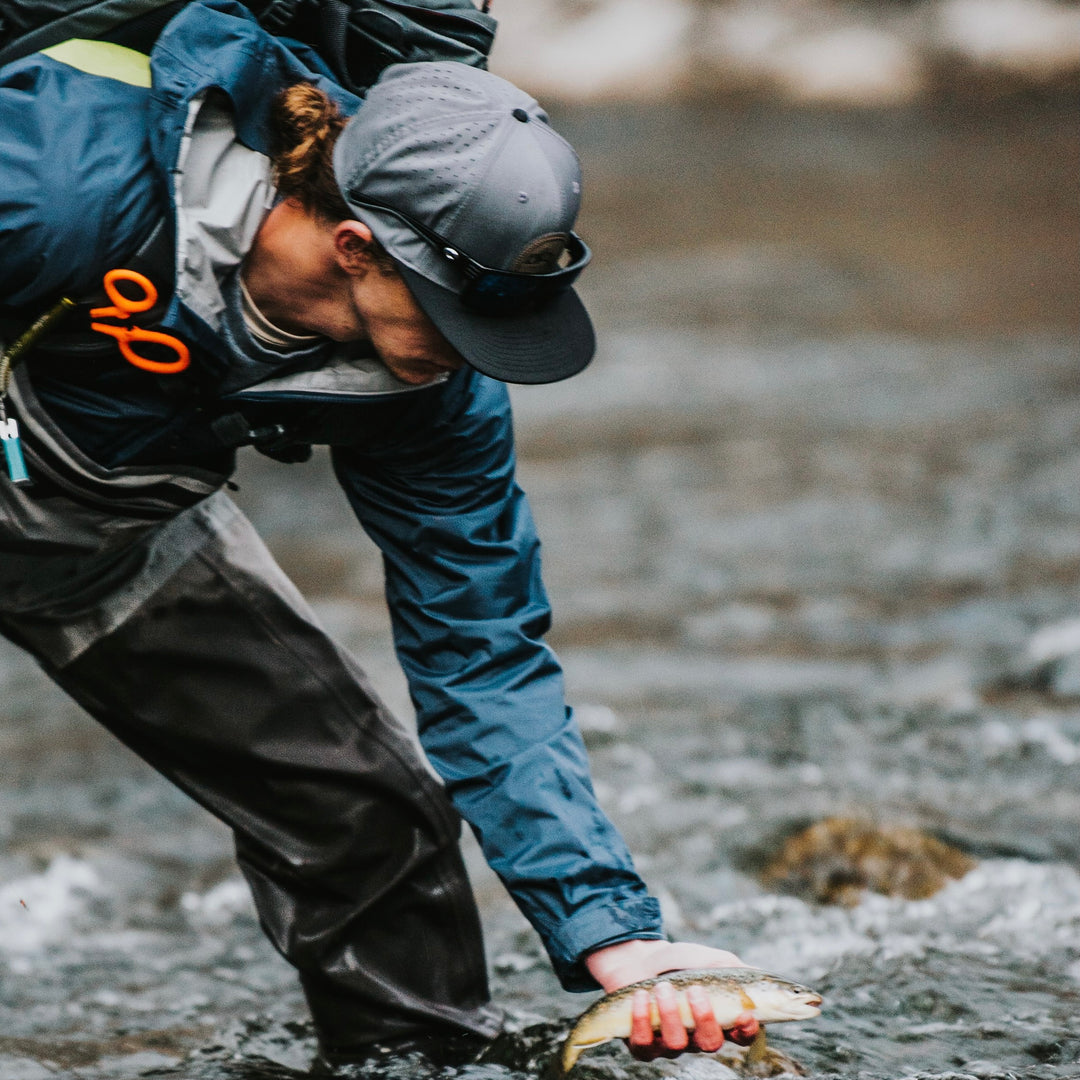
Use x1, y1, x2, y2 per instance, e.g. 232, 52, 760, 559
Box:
584, 939, 760, 1061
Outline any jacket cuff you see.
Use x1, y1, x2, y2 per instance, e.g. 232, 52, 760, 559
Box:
548, 896, 665, 992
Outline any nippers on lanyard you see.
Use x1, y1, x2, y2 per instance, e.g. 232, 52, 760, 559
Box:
90, 268, 191, 374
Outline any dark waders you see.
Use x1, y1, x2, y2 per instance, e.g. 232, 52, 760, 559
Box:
0, 370, 499, 1057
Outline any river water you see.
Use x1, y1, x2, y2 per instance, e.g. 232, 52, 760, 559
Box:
1, 92, 1078, 1080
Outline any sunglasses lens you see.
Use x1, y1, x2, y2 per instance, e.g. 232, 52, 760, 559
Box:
464, 273, 552, 315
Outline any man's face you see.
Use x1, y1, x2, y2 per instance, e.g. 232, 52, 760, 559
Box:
335, 221, 466, 386
350, 266, 465, 386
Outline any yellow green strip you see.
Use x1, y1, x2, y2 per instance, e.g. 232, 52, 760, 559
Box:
41, 38, 151, 87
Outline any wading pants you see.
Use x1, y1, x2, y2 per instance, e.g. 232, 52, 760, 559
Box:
0, 371, 500, 1056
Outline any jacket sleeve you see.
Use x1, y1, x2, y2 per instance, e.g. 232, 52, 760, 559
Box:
331, 370, 663, 990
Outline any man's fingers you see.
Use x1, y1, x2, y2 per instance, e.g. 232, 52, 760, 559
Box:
687, 985, 724, 1052
655, 981, 689, 1051
629, 988, 655, 1048
628, 988, 672, 1061
725, 1010, 760, 1046
628, 983, 743, 1060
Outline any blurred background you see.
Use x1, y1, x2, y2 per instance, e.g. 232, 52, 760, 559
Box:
1, 2, 1079, 1077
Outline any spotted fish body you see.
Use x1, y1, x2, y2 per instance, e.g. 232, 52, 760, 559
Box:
561, 967, 823, 1072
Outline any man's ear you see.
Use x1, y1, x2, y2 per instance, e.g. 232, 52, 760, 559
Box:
334, 220, 377, 274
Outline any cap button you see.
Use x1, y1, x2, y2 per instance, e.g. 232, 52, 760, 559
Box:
512, 108, 529, 122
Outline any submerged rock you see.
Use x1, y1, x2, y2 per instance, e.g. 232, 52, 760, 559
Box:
760, 817, 976, 906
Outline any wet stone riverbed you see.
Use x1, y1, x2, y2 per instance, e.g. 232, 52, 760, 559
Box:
1, 93, 1078, 1080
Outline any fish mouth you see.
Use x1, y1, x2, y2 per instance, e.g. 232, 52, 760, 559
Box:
788, 994, 823, 1018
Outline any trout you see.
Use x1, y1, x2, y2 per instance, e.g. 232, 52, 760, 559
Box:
561, 966, 822, 1072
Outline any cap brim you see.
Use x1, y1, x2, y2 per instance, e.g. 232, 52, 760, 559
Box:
396, 263, 595, 385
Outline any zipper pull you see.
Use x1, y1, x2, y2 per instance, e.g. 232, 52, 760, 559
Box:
0, 412, 31, 487
0, 296, 74, 489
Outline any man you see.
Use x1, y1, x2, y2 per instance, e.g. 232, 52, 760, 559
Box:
0, 0, 758, 1066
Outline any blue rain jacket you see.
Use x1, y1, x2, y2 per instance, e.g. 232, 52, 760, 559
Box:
0, 0, 662, 989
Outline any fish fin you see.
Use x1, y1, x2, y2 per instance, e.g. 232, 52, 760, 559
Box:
739, 988, 756, 1011
745, 1027, 769, 1065
561, 1041, 582, 1073
561, 1037, 610, 1073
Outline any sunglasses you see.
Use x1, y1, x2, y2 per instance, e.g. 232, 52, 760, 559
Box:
348, 193, 591, 316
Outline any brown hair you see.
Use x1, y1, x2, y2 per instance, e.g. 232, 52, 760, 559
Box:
270, 83, 397, 273
269, 82, 353, 222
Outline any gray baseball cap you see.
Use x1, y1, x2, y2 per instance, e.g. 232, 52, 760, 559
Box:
332, 61, 595, 384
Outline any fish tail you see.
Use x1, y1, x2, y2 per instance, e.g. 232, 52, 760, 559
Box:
562, 1036, 608, 1073
561, 1041, 581, 1073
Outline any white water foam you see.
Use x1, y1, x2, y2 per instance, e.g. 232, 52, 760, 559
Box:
0, 854, 101, 954
705, 859, 1080, 983
180, 878, 256, 927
